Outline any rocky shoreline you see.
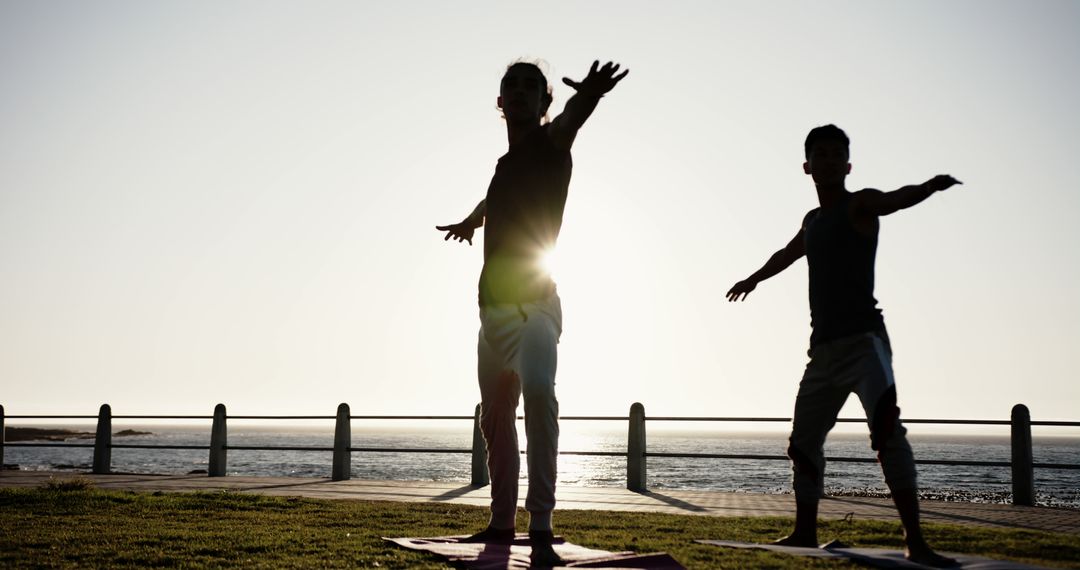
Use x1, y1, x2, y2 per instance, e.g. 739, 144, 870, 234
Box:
4, 427, 152, 442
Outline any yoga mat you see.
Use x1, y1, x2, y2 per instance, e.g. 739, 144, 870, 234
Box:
385, 535, 685, 569
698, 540, 1053, 569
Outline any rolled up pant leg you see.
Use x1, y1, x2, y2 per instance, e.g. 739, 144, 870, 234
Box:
788, 347, 850, 500
477, 327, 521, 529
855, 334, 918, 493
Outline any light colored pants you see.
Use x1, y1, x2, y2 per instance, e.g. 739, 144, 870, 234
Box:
788, 331, 917, 499
477, 294, 562, 530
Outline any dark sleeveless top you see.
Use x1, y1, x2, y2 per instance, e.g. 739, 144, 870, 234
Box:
803, 191, 885, 348
479, 125, 572, 306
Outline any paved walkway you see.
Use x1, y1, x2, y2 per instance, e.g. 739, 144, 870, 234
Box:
3, 471, 1078, 535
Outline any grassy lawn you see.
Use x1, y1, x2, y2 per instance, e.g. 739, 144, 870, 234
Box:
2, 485, 1078, 569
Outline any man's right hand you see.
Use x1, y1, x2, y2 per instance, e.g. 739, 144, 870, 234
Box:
436, 222, 475, 245
924, 174, 962, 193
726, 279, 757, 302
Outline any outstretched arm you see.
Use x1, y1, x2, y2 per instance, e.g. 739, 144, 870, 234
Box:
726, 229, 806, 302
549, 60, 629, 151
435, 199, 485, 245
854, 175, 962, 217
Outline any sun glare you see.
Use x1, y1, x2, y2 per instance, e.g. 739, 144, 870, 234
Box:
539, 247, 560, 278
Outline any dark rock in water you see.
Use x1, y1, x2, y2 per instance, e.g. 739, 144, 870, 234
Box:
4, 427, 152, 440
4, 427, 95, 442
2, 464, 20, 471
188, 469, 208, 475
52, 463, 91, 470
114, 429, 153, 437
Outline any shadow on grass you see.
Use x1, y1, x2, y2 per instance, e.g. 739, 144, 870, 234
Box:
825, 496, 1053, 533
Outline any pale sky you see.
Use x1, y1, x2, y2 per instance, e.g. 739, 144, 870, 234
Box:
2, 1, 1078, 431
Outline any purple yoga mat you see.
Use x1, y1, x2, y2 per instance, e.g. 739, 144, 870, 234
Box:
385, 535, 685, 569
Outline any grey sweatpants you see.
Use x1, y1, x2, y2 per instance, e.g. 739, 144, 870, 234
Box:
477, 294, 562, 530
788, 331, 918, 499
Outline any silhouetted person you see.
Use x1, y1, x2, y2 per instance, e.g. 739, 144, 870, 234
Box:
727, 125, 961, 567
437, 59, 627, 567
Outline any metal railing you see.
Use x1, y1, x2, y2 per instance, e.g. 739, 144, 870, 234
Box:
2, 402, 1077, 506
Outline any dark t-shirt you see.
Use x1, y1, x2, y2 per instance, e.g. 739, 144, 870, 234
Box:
803, 191, 886, 347
479, 125, 572, 306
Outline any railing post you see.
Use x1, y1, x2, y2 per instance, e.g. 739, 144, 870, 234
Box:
332, 403, 351, 481
1, 404, 5, 468
471, 403, 489, 487
1011, 403, 1034, 506
209, 404, 227, 477
92, 404, 112, 474
627, 402, 647, 492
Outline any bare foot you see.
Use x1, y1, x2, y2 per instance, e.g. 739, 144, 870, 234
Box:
773, 534, 818, 548
906, 545, 958, 568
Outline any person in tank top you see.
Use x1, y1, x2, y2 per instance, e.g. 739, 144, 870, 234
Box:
726, 125, 962, 567
436, 59, 627, 567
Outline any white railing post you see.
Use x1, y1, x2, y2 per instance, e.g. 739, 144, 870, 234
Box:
92, 404, 112, 474
209, 404, 227, 477
471, 403, 489, 486
1011, 403, 1034, 506
627, 402, 646, 492
332, 403, 351, 481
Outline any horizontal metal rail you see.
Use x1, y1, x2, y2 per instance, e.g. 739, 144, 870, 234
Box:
350, 447, 469, 454
646, 416, 1080, 427
647, 451, 1014, 467
8, 413, 1078, 427
8, 441, 1077, 470
110, 444, 210, 450
228, 446, 332, 452
5, 415, 99, 419
4, 443, 97, 449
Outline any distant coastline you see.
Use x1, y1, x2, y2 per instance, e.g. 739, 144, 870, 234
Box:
4, 427, 152, 442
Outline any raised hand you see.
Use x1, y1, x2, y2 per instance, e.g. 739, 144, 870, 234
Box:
562, 61, 629, 98
925, 175, 962, 193
435, 222, 475, 245
726, 279, 758, 302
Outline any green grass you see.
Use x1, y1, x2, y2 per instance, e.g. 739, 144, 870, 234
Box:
2, 488, 1078, 569
41, 476, 95, 492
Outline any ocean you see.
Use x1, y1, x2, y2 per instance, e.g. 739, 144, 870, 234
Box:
5, 424, 1079, 509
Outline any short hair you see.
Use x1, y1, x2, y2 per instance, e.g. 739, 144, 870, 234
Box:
502, 60, 554, 123
804, 124, 850, 159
